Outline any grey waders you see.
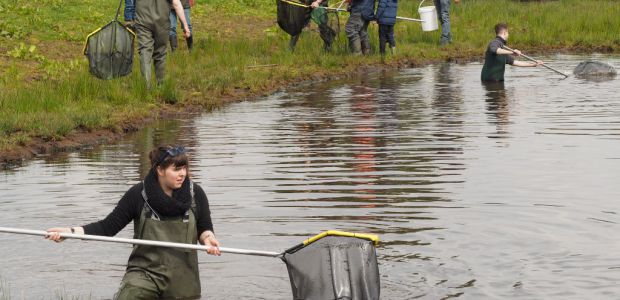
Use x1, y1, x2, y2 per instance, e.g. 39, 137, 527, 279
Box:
135, 0, 171, 88
114, 181, 201, 300
345, 12, 370, 55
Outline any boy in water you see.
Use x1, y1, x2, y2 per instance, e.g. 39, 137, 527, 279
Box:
481, 23, 543, 82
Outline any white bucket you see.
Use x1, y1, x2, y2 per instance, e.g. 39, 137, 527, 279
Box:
418, 6, 438, 32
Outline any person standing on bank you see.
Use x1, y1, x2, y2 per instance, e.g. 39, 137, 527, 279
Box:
135, 0, 190, 88
376, 0, 397, 57
481, 23, 543, 82
46, 145, 220, 299
345, 0, 376, 55
289, 0, 335, 52
434, 0, 459, 46
169, 0, 194, 52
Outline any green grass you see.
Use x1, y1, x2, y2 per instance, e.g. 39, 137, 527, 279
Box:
0, 0, 619, 152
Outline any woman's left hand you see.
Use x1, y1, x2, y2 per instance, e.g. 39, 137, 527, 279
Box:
200, 231, 221, 256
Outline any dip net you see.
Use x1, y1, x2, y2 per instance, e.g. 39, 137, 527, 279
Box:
277, 0, 340, 43
83, 0, 135, 80
281, 231, 380, 300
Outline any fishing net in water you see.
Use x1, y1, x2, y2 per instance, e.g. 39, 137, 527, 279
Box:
281, 231, 380, 300
83, 0, 135, 80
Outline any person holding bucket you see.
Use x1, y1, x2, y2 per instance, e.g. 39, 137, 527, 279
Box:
481, 23, 543, 82
434, 0, 459, 45
376, 0, 398, 57
45, 145, 221, 299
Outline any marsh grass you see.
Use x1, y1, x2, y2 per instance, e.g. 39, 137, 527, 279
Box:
0, 0, 619, 150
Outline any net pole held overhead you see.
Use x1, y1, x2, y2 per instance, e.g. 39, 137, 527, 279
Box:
502, 45, 569, 77
0, 227, 281, 258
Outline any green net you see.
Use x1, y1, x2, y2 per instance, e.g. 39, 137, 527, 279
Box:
84, 20, 135, 80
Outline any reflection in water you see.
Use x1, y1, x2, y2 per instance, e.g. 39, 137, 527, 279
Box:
1, 56, 620, 299
483, 81, 511, 138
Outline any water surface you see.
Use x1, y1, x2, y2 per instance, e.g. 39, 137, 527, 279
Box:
1, 55, 619, 299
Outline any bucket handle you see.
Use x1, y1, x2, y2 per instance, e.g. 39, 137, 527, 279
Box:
419, 0, 425, 10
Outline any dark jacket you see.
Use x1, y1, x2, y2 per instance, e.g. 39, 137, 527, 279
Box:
481, 36, 515, 82
376, 0, 397, 25
350, 0, 376, 21
82, 181, 214, 238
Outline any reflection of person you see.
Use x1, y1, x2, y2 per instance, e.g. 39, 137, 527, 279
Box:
345, 0, 376, 55
481, 23, 543, 82
46, 145, 220, 299
169, 0, 194, 52
483, 81, 510, 135
135, 0, 190, 88
434, 0, 460, 46
289, 0, 335, 52
376, 0, 398, 56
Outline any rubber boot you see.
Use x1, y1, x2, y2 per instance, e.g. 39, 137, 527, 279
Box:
169, 36, 178, 53
349, 39, 362, 55
361, 39, 371, 56
323, 41, 332, 53
186, 36, 193, 52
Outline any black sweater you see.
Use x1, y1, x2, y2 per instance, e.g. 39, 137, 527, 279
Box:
83, 182, 214, 238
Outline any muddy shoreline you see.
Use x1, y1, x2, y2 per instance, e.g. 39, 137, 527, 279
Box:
1, 46, 616, 168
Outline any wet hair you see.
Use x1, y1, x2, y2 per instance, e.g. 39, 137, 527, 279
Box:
495, 23, 508, 35
149, 145, 189, 170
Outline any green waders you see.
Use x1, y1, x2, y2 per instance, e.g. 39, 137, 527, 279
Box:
114, 181, 200, 300
135, 0, 172, 88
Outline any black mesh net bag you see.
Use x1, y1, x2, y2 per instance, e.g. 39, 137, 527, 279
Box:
281, 231, 380, 300
83, 1, 135, 80
277, 0, 312, 36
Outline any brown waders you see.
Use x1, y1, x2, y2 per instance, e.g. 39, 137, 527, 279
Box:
135, 0, 172, 88
114, 182, 200, 300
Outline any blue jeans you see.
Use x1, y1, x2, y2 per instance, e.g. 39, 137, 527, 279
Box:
434, 0, 451, 43
169, 8, 192, 37
124, 0, 135, 21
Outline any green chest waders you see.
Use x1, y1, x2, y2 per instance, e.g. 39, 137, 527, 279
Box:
481, 51, 509, 82
134, 0, 172, 86
120, 181, 200, 299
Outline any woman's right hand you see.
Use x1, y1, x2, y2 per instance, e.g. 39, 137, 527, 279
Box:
45, 227, 71, 243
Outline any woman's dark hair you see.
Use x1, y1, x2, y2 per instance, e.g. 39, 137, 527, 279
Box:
149, 145, 189, 170
495, 23, 508, 35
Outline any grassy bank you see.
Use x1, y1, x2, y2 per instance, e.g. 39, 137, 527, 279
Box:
0, 0, 619, 162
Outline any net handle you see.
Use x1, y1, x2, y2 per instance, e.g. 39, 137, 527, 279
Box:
113, 0, 124, 21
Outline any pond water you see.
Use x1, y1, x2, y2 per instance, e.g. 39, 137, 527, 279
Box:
1, 55, 619, 299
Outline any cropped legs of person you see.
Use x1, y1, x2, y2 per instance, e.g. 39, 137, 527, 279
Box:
137, 24, 169, 88
169, 8, 193, 52
317, 20, 335, 52
345, 12, 370, 55
378, 24, 395, 56
434, 0, 451, 45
